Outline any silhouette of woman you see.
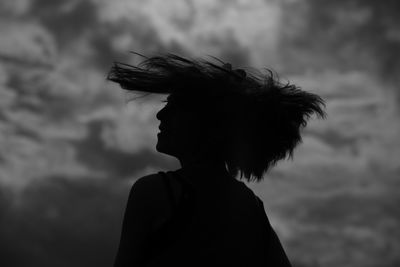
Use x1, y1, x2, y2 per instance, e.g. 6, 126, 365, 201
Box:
107, 53, 326, 267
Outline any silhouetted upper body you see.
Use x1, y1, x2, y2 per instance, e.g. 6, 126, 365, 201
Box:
114, 163, 292, 267
108, 53, 325, 267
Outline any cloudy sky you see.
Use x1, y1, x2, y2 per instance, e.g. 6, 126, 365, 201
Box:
1, 0, 399, 266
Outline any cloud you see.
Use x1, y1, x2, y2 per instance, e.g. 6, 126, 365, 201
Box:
278, 70, 400, 172
0, 21, 56, 66
1, 1, 400, 266
97, 0, 281, 66
0, 12, 165, 187
277, 178, 400, 267
0, 0, 31, 16
30, 0, 99, 46
279, 0, 400, 85
71, 117, 177, 179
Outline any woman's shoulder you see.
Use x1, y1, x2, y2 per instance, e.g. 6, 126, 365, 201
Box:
127, 171, 178, 218
134, 171, 164, 184
127, 173, 160, 199
131, 171, 180, 196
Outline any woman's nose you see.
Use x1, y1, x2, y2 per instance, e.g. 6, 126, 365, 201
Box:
156, 106, 167, 121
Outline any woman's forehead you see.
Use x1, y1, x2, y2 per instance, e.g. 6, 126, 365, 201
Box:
167, 91, 224, 110
165, 93, 208, 112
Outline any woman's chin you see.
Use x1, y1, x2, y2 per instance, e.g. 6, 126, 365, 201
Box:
156, 136, 170, 154
155, 142, 164, 153
156, 144, 176, 158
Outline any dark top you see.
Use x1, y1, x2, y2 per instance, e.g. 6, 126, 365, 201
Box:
114, 170, 292, 267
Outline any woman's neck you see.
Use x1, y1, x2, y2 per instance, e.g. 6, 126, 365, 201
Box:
175, 160, 233, 187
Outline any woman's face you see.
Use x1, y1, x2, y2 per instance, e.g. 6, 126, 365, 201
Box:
155, 94, 212, 161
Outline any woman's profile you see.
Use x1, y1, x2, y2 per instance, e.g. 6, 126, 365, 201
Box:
107, 53, 326, 266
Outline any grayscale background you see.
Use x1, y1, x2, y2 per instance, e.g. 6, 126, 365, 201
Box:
0, 0, 399, 266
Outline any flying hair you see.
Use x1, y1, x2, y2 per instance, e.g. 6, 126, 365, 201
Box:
107, 53, 326, 182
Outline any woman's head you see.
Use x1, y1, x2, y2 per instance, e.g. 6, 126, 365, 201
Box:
107, 53, 326, 182
154, 93, 219, 163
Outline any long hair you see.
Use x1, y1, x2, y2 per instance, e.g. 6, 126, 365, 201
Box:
107, 53, 326, 182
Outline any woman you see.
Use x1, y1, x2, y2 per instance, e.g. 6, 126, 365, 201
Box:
108, 53, 326, 266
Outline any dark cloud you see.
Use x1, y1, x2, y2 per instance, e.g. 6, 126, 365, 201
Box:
280, 183, 400, 266
89, 16, 189, 71
279, 0, 400, 78
307, 129, 364, 153
30, 0, 98, 47
0, 176, 129, 267
277, 0, 400, 114
2, 1, 400, 266
205, 31, 251, 66
89, 19, 163, 70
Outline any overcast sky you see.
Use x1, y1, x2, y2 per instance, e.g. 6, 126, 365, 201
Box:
0, 1, 399, 266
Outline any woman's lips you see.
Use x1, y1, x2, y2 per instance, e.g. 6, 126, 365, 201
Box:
158, 127, 166, 134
